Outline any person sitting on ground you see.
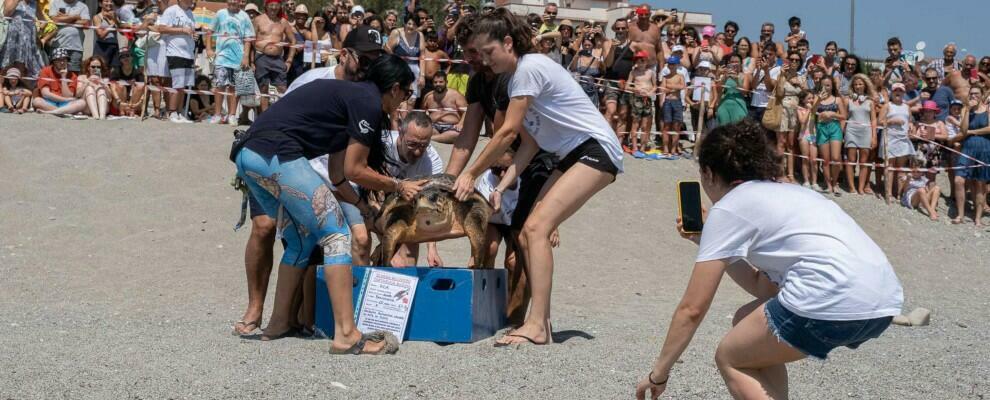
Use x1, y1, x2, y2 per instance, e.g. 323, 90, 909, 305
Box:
635, 119, 903, 400
660, 56, 686, 157
32, 48, 87, 115
188, 75, 215, 121
205, 0, 254, 124
1, 66, 33, 114
901, 154, 941, 221
76, 55, 113, 119
421, 71, 466, 144
109, 48, 146, 117
626, 50, 655, 157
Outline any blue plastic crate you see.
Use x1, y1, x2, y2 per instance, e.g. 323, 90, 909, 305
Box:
315, 266, 507, 343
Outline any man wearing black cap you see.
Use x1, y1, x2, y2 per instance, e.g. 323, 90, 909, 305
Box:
233, 25, 386, 336
285, 25, 385, 93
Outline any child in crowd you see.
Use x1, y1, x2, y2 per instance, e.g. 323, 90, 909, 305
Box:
902, 154, 940, 220
188, 76, 215, 121
1, 66, 32, 114
796, 90, 818, 187
660, 55, 686, 157
626, 50, 655, 158
945, 100, 966, 190
785, 16, 806, 48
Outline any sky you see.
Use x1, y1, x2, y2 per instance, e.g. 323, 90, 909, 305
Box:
646, 0, 987, 61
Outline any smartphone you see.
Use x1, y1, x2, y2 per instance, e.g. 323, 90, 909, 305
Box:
58, 7, 66, 13
677, 180, 704, 233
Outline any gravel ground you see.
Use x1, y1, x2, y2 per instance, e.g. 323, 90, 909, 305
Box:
1, 113, 988, 399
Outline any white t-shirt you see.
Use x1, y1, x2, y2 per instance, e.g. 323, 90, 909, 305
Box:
159, 5, 196, 59
690, 76, 713, 102
474, 170, 520, 226
307, 130, 443, 189
696, 181, 903, 321
750, 65, 781, 108
285, 66, 336, 94
509, 54, 623, 173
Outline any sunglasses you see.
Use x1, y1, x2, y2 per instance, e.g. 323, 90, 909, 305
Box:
545, 12, 556, 16
90, 65, 102, 69
788, 58, 801, 62
404, 139, 429, 150
614, 27, 627, 31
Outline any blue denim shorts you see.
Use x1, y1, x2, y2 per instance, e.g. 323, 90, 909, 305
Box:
764, 297, 893, 360
662, 98, 683, 123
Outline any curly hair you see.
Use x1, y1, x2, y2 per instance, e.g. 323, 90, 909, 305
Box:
848, 73, 876, 100
82, 55, 109, 78
696, 120, 783, 183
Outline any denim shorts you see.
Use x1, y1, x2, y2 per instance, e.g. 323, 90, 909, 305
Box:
662, 98, 683, 123
764, 297, 893, 360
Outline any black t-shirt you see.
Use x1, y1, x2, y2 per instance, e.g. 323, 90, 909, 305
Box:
110, 66, 144, 83
245, 79, 384, 161
605, 42, 634, 80
465, 72, 510, 122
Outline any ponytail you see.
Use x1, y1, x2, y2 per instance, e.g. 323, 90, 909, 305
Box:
473, 8, 534, 56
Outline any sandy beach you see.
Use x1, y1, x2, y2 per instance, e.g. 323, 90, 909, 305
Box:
1, 113, 988, 399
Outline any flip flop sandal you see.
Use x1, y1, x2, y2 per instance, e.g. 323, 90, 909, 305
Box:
493, 334, 549, 348
260, 327, 300, 341
494, 321, 554, 348
294, 325, 316, 338
329, 331, 399, 355
231, 319, 262, 336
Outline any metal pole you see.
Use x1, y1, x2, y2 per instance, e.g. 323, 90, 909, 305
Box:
849, 0, 855, 54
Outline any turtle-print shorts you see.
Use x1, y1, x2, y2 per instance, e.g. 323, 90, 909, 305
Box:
236, 148, 352, 268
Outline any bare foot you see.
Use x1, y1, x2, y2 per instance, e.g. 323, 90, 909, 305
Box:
930, 213, 939, 221
951, 216, 964, 224
494, 320, 551, 346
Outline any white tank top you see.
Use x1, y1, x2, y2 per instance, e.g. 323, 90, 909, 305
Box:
885, 102, 911, 140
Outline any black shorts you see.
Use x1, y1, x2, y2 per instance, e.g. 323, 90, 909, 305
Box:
556, 138, 619, 176
510, 151, 557, 230
248, 190, 265, 219
166, 56, 195, 70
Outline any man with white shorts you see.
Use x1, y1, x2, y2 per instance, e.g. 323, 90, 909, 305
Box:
156, 0, 197, 123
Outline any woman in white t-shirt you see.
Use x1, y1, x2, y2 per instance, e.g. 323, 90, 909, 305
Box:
450, 9, 623, 347
635, 120, 903, 399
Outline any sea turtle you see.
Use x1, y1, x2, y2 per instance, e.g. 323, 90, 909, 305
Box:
371, 174, 492, 267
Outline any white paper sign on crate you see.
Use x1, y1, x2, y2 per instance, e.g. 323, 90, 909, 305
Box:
355, 269, 418, 343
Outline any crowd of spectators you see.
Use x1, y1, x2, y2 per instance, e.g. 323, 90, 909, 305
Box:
2, 0, 989, 224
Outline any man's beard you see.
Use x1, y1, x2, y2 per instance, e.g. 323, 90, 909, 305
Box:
434, 85, 447, 94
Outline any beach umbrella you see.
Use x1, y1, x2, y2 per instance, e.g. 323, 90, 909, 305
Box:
193, 7, 216, 30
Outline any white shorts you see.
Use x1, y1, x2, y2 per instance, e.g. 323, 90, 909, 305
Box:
170, 68, 195, 88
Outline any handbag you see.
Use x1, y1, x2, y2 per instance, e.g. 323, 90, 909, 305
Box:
761, 72, 784, 131
235, 69, 259, 107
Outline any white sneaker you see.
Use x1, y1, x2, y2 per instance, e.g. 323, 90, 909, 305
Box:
228, 116, 240, 126
208, 115, 223, 124
169, 112, 192, 124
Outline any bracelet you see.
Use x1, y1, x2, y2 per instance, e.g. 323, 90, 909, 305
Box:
648, 371, 668, 386
392, 178, 402, 193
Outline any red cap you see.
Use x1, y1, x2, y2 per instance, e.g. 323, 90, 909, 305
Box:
635, 5, 649, 15
633, 50, 649, 60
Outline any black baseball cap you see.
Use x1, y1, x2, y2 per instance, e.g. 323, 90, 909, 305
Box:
343, 25, 385, 57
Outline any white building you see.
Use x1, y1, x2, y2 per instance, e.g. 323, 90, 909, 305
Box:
497, 0, 713, 32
